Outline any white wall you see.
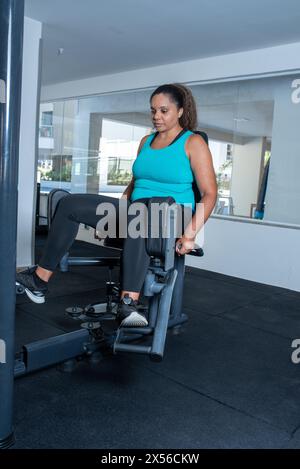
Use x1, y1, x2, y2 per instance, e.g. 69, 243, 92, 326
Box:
187, 217, 300, 292
17, 17, 42, 267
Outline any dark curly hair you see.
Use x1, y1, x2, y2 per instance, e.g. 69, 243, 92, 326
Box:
150, 83, 198, 131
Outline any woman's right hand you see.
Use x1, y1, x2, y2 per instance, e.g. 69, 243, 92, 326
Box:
175, 236, 195, 256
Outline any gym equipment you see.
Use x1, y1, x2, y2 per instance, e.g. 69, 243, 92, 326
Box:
15, 194, 203, 372
255, 158, 270, 219
0, 0, 25, 449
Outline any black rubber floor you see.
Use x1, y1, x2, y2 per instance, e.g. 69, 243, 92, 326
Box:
12, 237, 300, 448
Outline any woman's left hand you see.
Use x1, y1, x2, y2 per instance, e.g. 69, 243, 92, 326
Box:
175, 235, 195, 256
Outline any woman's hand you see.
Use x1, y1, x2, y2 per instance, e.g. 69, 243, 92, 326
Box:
175, 235, 195, 256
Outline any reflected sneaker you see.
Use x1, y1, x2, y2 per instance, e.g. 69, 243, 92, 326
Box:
16, 266, 48, 304
116, 294, 148, 327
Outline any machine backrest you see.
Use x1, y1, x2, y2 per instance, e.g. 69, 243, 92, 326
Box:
192, 131, 209, 204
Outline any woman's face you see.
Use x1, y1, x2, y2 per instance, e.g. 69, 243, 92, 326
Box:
150, 93, 183, 132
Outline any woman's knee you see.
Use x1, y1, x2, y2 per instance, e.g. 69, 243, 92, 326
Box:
57, 194, 74, 211
56, 193, 78, 217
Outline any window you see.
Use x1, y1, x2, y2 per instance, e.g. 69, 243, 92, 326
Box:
37, 74, 300, 225
39, 110, 53, 138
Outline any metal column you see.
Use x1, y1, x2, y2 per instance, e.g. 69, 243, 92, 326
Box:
0, 0, 24, 449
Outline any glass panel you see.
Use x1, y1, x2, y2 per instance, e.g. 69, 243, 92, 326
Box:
191, 81, 239, 216
231, 78, 274, 219
99, 118, 151, 195
38, 91, 154, 196
38, 102, 69, 192
37, 73, 300, 225
263, 74, 300, 225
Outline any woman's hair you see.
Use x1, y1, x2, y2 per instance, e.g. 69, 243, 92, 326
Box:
150, 83, 198, 131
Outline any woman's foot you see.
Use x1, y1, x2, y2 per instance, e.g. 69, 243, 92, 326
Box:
16, 266, 48, 304
116, 294, 148, 327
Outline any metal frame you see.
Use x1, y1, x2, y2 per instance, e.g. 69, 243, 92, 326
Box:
0, 0, 25, 449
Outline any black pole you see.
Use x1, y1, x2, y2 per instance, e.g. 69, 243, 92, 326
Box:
0, 0, 24, 449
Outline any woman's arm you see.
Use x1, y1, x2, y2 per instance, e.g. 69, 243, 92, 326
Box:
121, 177, 134, 200
176, 134, 218, 255
120, 134, 150, 200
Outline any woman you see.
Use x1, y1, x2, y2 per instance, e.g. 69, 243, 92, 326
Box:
16, 83, 217, 327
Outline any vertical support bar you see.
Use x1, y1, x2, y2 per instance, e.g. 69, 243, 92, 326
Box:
150, 269, 178, 362
36, 181, 41, 228
169, 254, 185, 320
148, 294, 159, 328
0, 0, 25, 449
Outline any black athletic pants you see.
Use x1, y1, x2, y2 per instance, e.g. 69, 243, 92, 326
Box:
39, 194, 189, 293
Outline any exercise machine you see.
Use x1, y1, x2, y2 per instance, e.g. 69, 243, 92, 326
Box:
15, 194, 203, 372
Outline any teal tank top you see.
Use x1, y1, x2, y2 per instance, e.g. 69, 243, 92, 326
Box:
131, 130, 195, 211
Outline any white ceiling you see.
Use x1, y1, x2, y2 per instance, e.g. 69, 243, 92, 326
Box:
25, 0, 300, 86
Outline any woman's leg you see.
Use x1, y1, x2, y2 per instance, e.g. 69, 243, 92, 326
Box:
120, 198, 151, 298
120, 199, 192, 296
38, 193, 120, 273
17, 193, 151, 312
116, 198, 151, 326
16, 193, 124, 303
36, 194, 152, 308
